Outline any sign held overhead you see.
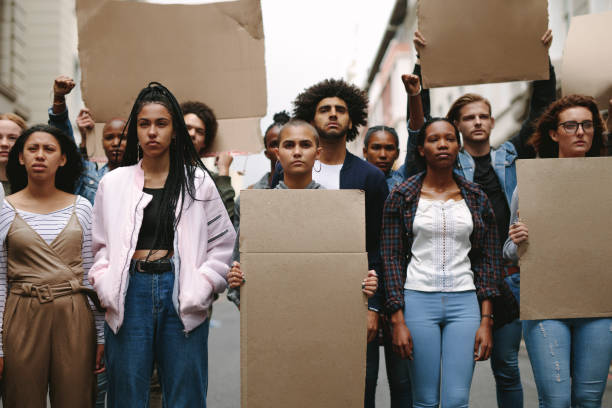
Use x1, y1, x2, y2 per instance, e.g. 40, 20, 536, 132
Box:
417, 0, 549, 88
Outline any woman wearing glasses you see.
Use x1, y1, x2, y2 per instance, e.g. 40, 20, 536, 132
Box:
505, 94, 611, 408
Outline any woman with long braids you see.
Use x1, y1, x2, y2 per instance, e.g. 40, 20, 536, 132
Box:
0, 125, 104, 407
90, 82, 235, 407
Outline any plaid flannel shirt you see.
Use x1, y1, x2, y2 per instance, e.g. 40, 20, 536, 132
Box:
381, 171, 503, 313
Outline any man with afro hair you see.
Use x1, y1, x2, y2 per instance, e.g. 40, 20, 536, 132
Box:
272, 79, 389, 406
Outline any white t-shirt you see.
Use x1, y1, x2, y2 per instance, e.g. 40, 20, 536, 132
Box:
312, 161, 343, 190
404, 198, 476, 292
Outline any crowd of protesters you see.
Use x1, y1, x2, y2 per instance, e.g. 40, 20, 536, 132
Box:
0, 27, 610, 408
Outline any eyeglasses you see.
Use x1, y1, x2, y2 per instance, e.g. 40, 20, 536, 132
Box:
558, 120, 594, 134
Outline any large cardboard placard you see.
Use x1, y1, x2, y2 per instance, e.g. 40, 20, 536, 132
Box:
517, 157, 612, 320
240, 190, 368, 408
75, 0, 267, 123
240, 190, 365, 253
205, 117, 263, 156
418, 0, 549, 88
562, 11, 612, 110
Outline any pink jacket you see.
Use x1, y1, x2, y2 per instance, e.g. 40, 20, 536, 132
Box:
90, 163, 235, 334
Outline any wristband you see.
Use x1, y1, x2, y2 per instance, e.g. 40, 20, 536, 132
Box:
481, 313, 494, 320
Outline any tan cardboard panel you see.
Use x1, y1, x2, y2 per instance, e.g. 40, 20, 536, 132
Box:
517, 157, 612, 320
85, 123, 107, 164
240, 189, 365, 253
418, 0, 549, 88
562, 11, 612, 109
205, 117, 263, 156
76, 0, 267, 123
241, 252, 368, 408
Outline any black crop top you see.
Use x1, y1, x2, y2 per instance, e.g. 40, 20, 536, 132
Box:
135, 188, 174, 251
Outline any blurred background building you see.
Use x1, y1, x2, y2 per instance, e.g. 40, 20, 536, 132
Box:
360, 0, 612, 168
0, 0, 81, 124
1, 0, 610, 185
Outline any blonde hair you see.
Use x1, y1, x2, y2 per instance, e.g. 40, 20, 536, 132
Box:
0, 113, 27, 131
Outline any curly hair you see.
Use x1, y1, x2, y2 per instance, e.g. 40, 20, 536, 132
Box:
7, 124, 83, 193
180, 101, 218, 153
527, 94, 604, 158
293, 78, 368, 142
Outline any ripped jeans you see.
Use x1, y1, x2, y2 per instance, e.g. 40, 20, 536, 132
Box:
523, 318, 612, 408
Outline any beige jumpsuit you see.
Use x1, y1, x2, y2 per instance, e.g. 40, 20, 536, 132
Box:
2, 209, 96, 407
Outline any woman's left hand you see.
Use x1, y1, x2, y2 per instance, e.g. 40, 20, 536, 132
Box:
362, 270, 378, 298
473, 324, 493, 361
94, 344, 105, 374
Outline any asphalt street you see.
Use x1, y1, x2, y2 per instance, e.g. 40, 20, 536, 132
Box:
208, 297, 612, 408
5, 297, 608, 407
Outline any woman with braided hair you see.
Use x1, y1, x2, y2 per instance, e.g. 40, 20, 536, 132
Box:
90, 82, 235, 407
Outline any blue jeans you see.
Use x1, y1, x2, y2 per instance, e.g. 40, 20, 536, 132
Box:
404, 290, 480, 408
523, 318, 612, 408
105, 261, 210, 408
490, 318, 523, 407
365, 332, 412, 407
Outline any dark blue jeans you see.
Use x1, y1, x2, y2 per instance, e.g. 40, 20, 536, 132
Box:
486, 273, 523, 408
490, 318, 523, 408
365, 332, 412, 407
105, 261, 210, 407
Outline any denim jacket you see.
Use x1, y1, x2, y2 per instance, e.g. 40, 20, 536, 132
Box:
48, 108, 100, 204
457, 142, 518, 207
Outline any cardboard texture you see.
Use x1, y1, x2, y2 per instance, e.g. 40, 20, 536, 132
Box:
240, 190, 367, 408
240, 189, 365, 253
85, 123, 107, 163
562, 11, 612, 109
517, 157, 612, 320
75, 0, 267, 124
204, 117, 263, 156
418, 0, 549, 88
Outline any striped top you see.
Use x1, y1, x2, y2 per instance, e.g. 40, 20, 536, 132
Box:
0, 196, 104, 356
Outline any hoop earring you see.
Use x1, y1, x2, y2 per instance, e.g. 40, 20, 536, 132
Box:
314, 160, 321, 173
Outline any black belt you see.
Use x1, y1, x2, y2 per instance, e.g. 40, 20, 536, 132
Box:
132, 258, 172, 274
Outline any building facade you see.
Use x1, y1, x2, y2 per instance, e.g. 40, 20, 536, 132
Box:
1, 0, 81, 125
363, 0, 612, 167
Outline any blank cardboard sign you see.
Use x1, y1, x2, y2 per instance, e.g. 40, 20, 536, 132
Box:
240, 189, 365, 253
240, 189, 368, 408
241, 253, 367, 408
205, 117, 263, 156
418, 0, 549, 88
517, 157, 612, 320
562, 11, 612, 109
75, 0, 267, 123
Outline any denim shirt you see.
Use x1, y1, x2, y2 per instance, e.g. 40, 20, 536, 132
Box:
456, 141, 518, 207
385, 169, 404, 192
48, 108, 101, 205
